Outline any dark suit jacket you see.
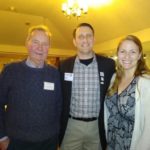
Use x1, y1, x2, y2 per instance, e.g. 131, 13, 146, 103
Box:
59, 54, 115, 150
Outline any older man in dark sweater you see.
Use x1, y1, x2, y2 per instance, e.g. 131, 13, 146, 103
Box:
0, 25, 62, 150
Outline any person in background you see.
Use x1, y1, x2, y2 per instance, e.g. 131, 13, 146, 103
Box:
104, 35, 150, 150
59, 22, 115, 150
0, 25, 62, 150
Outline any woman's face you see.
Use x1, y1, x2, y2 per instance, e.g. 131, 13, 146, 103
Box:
117, 40, 141, 73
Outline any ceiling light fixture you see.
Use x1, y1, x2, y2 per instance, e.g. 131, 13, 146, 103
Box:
62, 0, 88, 18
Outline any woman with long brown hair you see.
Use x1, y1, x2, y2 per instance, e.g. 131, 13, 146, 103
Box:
104, 35, 150, 150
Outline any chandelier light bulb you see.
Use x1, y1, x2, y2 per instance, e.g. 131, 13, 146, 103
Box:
62, 0, 88, 18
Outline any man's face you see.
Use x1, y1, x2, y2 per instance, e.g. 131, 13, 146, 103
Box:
73, 26, 95, 56
26, 30, 50, 66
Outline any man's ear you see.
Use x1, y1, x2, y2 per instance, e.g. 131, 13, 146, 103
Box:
73, 38, 76, 47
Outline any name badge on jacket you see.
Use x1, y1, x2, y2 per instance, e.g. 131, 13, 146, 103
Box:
44, 82, 55, 90
100, 72, 105, 84
64, 73, 74, 81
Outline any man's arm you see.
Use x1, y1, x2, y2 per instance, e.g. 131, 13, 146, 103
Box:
0, 137, 9, 150
0, 66, 11, 142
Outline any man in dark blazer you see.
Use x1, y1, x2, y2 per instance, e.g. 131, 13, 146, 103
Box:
59, 23, 115, 150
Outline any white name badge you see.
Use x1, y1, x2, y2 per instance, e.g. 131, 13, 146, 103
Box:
64, 73, 74, 81
43, 82, 54, 90
100, 72, 105, 85
100, 72, 104, 77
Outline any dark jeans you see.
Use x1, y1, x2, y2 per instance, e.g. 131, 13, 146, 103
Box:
7, 136, 58, 150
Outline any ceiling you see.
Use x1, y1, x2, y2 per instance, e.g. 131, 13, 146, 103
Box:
0, 0, 150, 56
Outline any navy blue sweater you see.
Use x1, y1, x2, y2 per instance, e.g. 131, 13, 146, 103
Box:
0, 61, 62, 142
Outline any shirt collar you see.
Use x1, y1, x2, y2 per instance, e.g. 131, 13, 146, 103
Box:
75, 53, 97, 64
26, 57, 44, 68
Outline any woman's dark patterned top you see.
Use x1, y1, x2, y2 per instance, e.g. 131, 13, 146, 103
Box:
106, 77, 138, 150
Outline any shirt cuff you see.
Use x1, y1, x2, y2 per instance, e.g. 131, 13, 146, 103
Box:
0, 136, 8, 142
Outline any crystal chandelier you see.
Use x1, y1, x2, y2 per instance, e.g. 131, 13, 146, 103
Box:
62, 0, 88, 17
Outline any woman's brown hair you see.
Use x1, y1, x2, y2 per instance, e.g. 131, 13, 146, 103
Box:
107, 35, 150, 96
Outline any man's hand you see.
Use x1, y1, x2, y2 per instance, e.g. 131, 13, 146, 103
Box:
0, 138, 9, 150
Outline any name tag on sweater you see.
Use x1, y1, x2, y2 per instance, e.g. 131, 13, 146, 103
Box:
44, 82, 54, 90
